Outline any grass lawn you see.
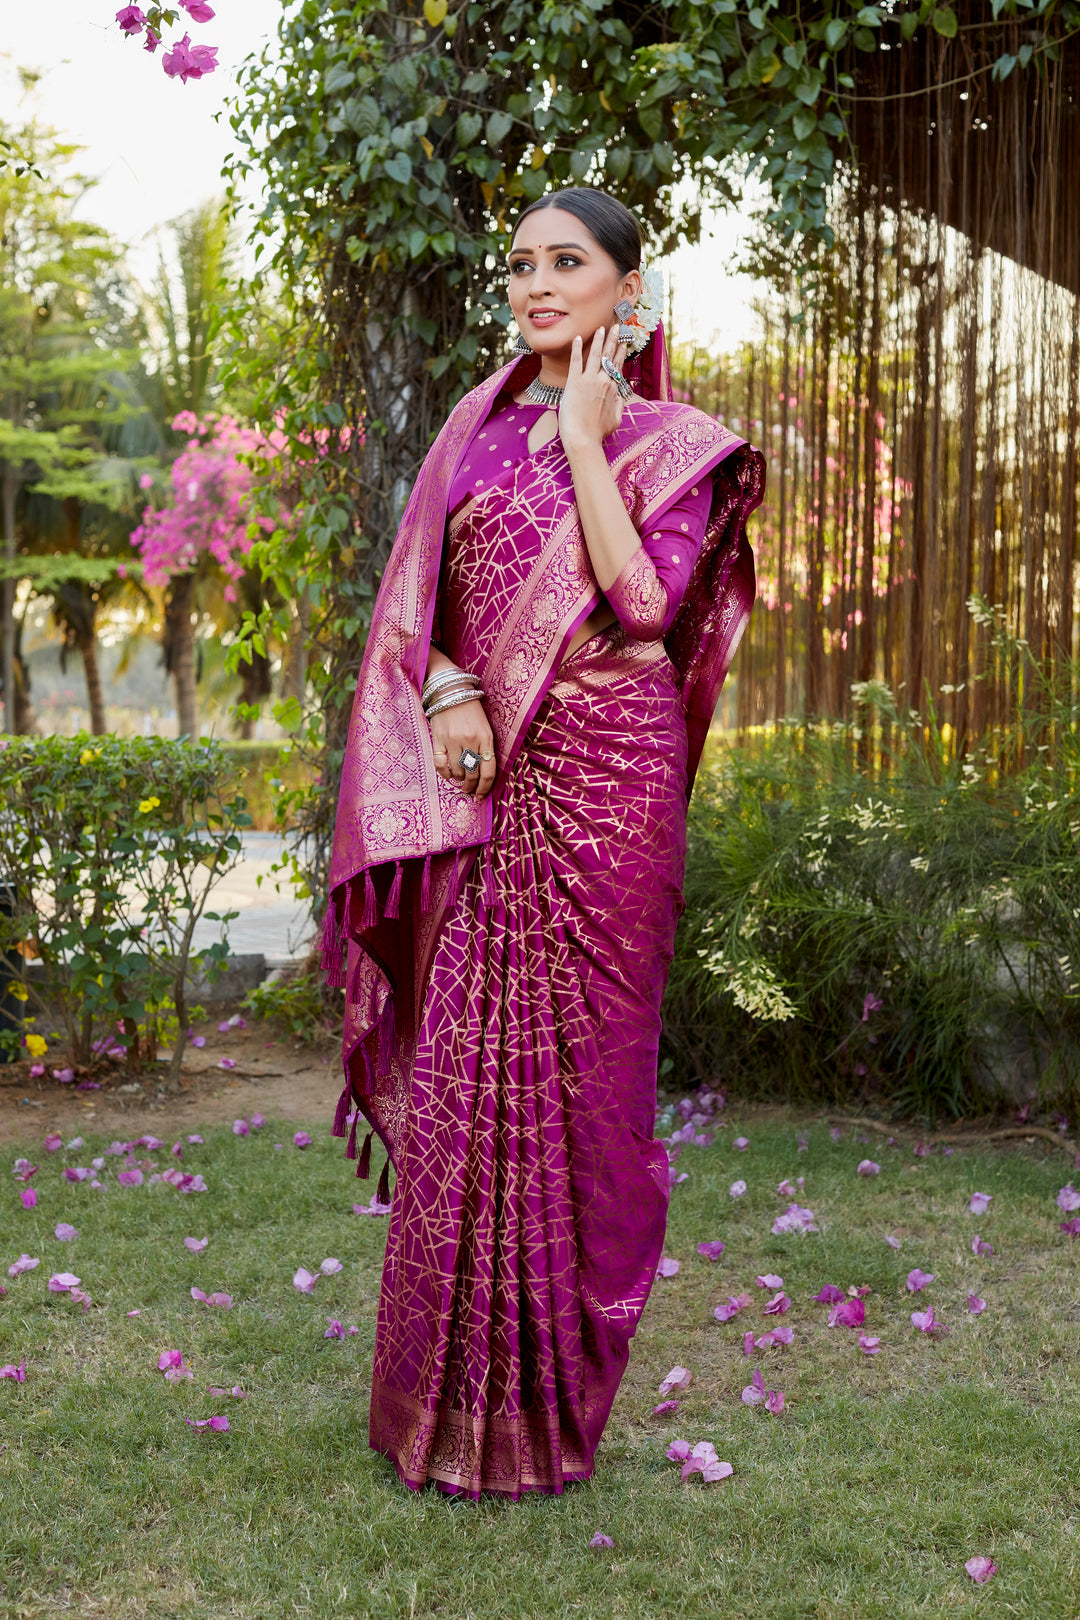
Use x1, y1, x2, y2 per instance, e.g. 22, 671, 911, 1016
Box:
2, 1114, 1078, 1619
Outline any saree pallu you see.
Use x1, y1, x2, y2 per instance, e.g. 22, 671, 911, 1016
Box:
370, 628, 682, 1497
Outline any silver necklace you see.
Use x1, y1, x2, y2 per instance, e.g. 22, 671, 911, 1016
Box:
522, 377, 564, 409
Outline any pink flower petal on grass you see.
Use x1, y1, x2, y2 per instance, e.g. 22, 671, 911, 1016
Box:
965, 1557, 997, 1584
47, 1272, 80, 1292
54, 1224, 78, 1242
729, 1180, 747, 1198
655, 1257, 680, 1279
756, 1273, 784, 1289
742, 1330, 756, 1355
765, 1389, 785, 1414
186, 1415, 230, 1432
971, 1235, 993, 1257
967, 1294, 986, 1314
183, 1237, 208, 1253
772, 1202, 819, 1235
652, 1399, 679, 1416
885, 1234, 902, 1249
813, 1284, 846, 1304
589, 1532, 615, 1549
319, 1258, 343, 1275
696, 1240, 725, 1261
1057, 1184, 1080, 1212
733, 1136, 749, 1151
20, 1188, 37, 1210
293, 1131, 312, 1149
763, 1291, 791, 1316
828, 1297, 865, 1328
117, 1169, 144, 1187
741, 1369, 766, 1405
969, 1192, 992, 1215
856, 1160, 880, 1176
8, 1255, 40, 1278
0, 1358, 27, 1381
906, 1268, 934, 1292
324, 1319, 346, 1339
701, 1459, 733, 1482
665, 1439, 692, 1462
1061, 1217, 1080, 1237
232, 1118, 249, 1136
756, 1325, 794, 1349
658, 1365, 692, 1397
293, 1267, 319, 1294
858, 1333, 882, 1354
713, 1292, 751, 1322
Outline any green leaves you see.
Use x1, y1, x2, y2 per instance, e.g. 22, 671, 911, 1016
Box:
383, 152, 412, 184
931, 6, 959, 35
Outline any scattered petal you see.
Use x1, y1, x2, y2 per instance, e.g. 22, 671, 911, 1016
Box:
1061, 1217, 1080, 1237
20, 1188, 37, 1210
763, 1291, 791, 1316
742, 1330, 756, 1355
652, 1399, 679, 1416
858, 1333, 882, 1354
47, 1272, 80, 1292
352, 1196, 392, 1216
733, 1136, 749, 1151
0, 1358, 27, 1382
117, 1169, 144, 1187
765, 1389, 785, 1415
655, 1256, 680, 1279
658, 1365, 692, 1397
964, 1557, 997, 1584
53, 1223, 78, 1242
729, 1180, 747, 1198
741, 1369, 766, 1405
772, 1202, 819, 1235
293, 1267, 319, 1294
249, 1113, 265, 1129
43, 1133, 62, 1152
696, 1240, 726, 1261
319, 1257, 343, 1276
775, 1178, 798, 1196
219, 1058, 237, 1071
967, 1294, 986, 1314
911, 1305, 949, 1337
589, 1532, 615, 1549
969, 1192, 992, 1215
906, 1268, 934, 1293
713, 1292, 752, 1322
293, 1132, 312, 1149
232, 1118, 250, 1136
756, 1273, 784, 1289
885, 1234, 902, 1249
183, 1237, 208, 1254
971, 1235, 994, 1257
1055, 1184, 1080, 1212
8, 1255, 40, 1278
856, 1159, 880, 1176
828, 1297, 866, 1328
755, 1325, 794, 1349
187, 1135, 204, 1144
324, 1318, 346, 1339
813, 1284, 846, 1304
701, 1458, 733, 1482
185, 1415, 230, 1432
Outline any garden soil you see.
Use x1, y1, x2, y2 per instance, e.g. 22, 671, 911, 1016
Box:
0, 1012, 342, 1146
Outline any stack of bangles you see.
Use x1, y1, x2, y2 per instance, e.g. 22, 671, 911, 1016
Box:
421, 665, 486, 719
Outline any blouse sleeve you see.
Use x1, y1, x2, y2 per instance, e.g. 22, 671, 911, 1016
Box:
603, 474, 714, 639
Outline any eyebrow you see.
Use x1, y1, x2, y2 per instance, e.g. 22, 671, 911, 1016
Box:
507, 241, 590, 258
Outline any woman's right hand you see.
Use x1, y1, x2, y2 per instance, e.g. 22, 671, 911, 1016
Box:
430, 698, 497, 800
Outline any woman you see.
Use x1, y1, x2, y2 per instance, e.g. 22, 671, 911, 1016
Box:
322, 187, 763, 1500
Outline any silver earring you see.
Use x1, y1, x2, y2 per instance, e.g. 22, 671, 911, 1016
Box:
512, 333, 533, 354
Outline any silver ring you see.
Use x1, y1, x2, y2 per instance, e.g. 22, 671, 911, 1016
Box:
601, 356, 633, 399
458, 748, 481, 772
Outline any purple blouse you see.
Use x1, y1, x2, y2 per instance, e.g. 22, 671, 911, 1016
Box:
448, 393, 713, 640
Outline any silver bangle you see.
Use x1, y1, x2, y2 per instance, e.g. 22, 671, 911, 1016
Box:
424, 688, 486, 718
422, 666, 478, 703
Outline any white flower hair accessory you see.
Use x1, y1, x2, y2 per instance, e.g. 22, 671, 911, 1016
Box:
619, 263, 665, 355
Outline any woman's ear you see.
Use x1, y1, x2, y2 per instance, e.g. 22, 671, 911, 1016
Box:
619, 268, 644, 306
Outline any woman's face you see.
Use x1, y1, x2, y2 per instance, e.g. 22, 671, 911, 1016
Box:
506, 207, 643, 364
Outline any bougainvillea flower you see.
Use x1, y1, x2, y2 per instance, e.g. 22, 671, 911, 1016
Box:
189, 1034, 206, 1048
589, 1531, 615, 1548
742, 1330, 756, 1355
249, 1113, 265, 1129
862, 991, 883, 1020
762, 1291, 791, 1316
232, 1118, 249, 1136
733, 1136, 749, 1150
856, 1160, 881, 1176
8, 1255, 39, 1278
964, 1556, 997, 1584
681, 1440, 721, 1480
207, 1385, 250, 1397
776, 1179, 798, 1196
115, 4, 147, 32
48, 1272, 80, 1292
53, 1067, 75, 1084
655, 1257, 680, 1279
829, 1127, 842, 1142
906, 1268, 934, 1292
158, 1350, 185, 1370
43, 1133, 62, 1152
696, 1240, 726, 1261
324, 1318, 346, 1339
185, 1414, 230, 1431
293, 1132, 312, 1149
911, 1305, 949, 1337
885, 1235, 902, 1249
664, 1438, 692, 1462
971, 1235, 993, 1257
729, 1180, 747, 1198
765, 1388, 785, 1414
967, 1294, 986, 1314
219, 1058, 237, 1071
969, 1192, 992, 1215
62, 1168, 88, 1183
1061, 1217, 1080, 1237
913, 1141, 932, 1157
187, 1134, 204, 1145
756, 1273, 784, 1289
20, 1188, 36, 1210
69, 1287, 92, 1311
813, 1284, 846, 1304
320, 1258, 343, 1276
858, 1333, 882, 1354
741, 1369, 766, 1405
183, 1237, 208, 1253
713, 1292, 751, 1322
0, 1358, 27, 1381
1056, 1184, 1080, 1212
190, 1287, 232, 1308
772, 1202, 819, 1235
658, 1365, 692, 1396
755, 1325, 794, 1349
117, 1169, 144, 1187
352, 1196, 392, 1216
828, 1297, 865, 1328
652, 1399, 679, 1416
54, 1224, 78, 1241
293, 1267, 319, 1293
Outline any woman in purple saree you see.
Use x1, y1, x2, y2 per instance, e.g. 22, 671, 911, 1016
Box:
322, 188, 764, 1499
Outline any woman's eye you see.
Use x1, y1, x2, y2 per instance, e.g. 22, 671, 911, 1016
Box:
509, 261, 533, 275
555, 256, 580, 268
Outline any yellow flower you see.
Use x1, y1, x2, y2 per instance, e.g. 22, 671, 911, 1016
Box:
80, 748, 101, 765
25, 1033, 47, 1059
138, 796, 161, 814
7, 981, 28, 1002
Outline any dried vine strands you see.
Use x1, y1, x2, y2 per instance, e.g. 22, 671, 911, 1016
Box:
677, 16, 1080, 759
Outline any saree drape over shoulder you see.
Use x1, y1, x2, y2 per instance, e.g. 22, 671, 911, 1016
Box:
323, 349, 764, 1499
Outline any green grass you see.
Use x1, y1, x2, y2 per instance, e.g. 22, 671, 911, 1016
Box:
2, 1118, 1078, 1619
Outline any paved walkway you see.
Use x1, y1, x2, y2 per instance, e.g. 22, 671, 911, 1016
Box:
188, 832, 314, 964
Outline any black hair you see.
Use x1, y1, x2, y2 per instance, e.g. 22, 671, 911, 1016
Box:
509, 188, 642, 278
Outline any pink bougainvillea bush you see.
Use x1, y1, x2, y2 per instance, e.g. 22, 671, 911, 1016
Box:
114, 2, 219, 82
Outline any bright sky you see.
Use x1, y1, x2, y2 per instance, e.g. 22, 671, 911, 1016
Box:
1, 0, 760, 349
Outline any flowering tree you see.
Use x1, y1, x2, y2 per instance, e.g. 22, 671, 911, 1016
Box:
131, 413, 275, 738
114, 1, 219, 83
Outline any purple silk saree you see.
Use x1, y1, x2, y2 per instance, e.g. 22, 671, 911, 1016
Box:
323, 346, 764, 1498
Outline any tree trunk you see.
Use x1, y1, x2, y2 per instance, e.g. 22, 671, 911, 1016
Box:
167, 574, 198, 740
1, 466, 19, 736
77, 625, 107, 735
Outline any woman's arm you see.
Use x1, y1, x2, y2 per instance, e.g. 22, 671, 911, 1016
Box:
424, 645, 496, 799
559, 326, 647, 592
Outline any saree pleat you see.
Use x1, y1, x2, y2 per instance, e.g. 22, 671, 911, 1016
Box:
369, 627, 681, 1498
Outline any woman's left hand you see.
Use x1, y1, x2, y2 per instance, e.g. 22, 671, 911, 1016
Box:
558, 323, 627, 456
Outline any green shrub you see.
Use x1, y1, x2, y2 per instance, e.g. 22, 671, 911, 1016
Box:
242, 960, 341, 1043
0, 735, 250, 1083
665, 607, 1080, 1121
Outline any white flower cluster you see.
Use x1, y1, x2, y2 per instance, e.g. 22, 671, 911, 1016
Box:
625, 263, 665, 354
698, 945, 798, 1023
